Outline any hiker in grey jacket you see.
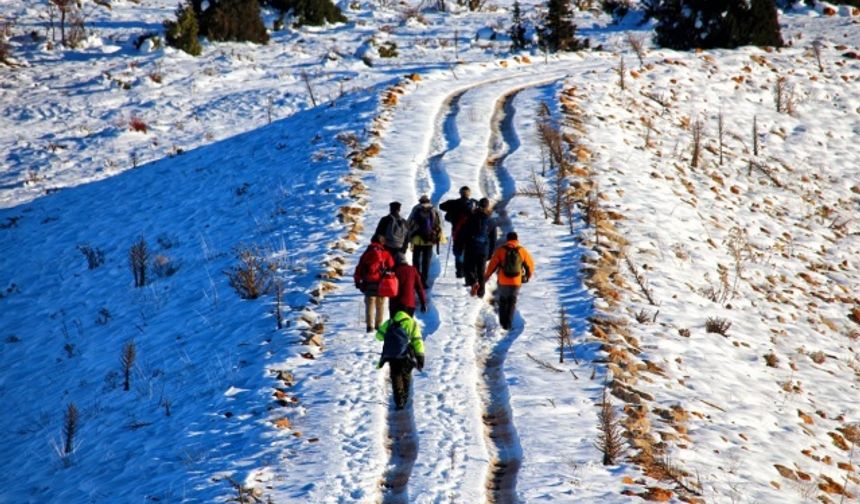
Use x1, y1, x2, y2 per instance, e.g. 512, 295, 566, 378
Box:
375, 201, 409, 257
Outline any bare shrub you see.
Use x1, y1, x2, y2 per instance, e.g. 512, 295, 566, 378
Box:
752, 115, 759, 157
121, 340, 136, 391
717, 109, 724, 165
274, 279, 284, 330
625, 255, 657, 306
616, 55, 626, 90
399, 6, 426, 24
518, 165, 550, 219
129, 237, 149, 287
811, 38, 824, 72
66, 9, 86, 48
300, 71, 317, 107
77, 244, 105, 269
705, 317, 731, 336
764, 351, 779, 367
0, 38, 11, 64
595, 386, 625, 465
129, 116, 147, 133
690, 116, 703, 168
226, 248, 273, 300
62, 402, 79, 466
50, 0, 74, 46
635, 308, 657, 324
773, 76, 796, 114
678, 328, 690, 338
626, 32, 646, 66
557, 307, 572, 364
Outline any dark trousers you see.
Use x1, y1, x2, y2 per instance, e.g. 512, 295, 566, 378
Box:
412, 245, 433, 287
389, 301, 415, 320
464, 249, 488, 297
497, 284, 520, 330
453, 239, 465, 278
389, 359, 413, 409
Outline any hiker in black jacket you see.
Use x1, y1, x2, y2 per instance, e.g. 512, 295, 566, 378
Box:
374, 201, 409, 257
462, 197, 497, 298
439, 186, 478, 280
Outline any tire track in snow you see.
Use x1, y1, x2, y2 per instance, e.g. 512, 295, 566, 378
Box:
477, 82, 560, 503
381, 88, 469, 503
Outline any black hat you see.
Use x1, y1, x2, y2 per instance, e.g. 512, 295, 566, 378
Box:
478, 197, 490, 209
418, 194, 430, 204
506, 231, 518, 241
459, 186, 471, 194
389, 201, 401, 211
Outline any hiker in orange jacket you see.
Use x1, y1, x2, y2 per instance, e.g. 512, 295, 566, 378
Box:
484, 231, 535, 330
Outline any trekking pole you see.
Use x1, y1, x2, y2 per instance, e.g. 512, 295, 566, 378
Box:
443, 240, 452, 277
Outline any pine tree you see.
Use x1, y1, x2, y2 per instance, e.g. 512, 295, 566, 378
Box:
655, 0, 783, 50
263, 0, 347, 26
164, 2, 202, 56
297, 0, 347, 26
545, 0, 587, 52
510, 0, 527, 51
204, 0, 270, 44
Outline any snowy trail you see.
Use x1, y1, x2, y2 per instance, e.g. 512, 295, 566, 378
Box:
477, 87, 532, 503
379, 87, 474, 504
301, 61, 591, 503
408, 75, 569, 503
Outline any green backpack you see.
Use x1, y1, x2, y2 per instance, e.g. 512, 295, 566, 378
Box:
501, 246, 523, 278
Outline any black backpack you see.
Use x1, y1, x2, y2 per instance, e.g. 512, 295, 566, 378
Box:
471, 214, 492, 246
380, 319, 416, 365
416, 208, 438, 242
501, 246, 523, 278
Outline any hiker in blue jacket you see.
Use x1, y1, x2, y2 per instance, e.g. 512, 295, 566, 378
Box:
462, 197, 497, 298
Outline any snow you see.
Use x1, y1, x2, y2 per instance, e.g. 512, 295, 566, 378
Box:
2, 0, 860, 502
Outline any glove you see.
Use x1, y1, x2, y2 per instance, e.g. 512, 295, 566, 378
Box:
355, 280, 363, 291
420, 303, 428, 313
415, 354, 425, 372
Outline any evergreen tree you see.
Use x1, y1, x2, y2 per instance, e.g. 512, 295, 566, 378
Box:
291, 0, 347, 26
655, 0, 783, 50
164, 1, 202, 56
510, 0, 527, 51
545, 0, 587, 52
204, 0, 269, 44
262, 0, 347, 26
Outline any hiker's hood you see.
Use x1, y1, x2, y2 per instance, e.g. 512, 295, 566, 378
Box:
392, 311, 413, 323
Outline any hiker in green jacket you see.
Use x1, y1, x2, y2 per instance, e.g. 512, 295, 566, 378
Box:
376, 311, 425, 410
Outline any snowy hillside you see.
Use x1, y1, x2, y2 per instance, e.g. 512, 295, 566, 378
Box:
1, 0, 859, 503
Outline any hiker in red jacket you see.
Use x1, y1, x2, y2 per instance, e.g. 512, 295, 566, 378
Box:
389, 252, 427, 319
354, 235, 395, 332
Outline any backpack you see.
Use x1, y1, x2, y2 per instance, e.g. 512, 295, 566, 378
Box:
360, 246, 387, 283
416, 208, 438, 242
378, 271, 399, 298
501, 246, 523, 278
386, 216, 409, 248
380, 319, 417, 365
471, 215, 491, 246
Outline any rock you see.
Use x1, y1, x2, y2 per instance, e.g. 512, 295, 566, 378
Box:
274, 417, 291, 430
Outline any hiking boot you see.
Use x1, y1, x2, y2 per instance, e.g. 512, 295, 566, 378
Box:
470, 283, 479, 297
366, 326, 374, 333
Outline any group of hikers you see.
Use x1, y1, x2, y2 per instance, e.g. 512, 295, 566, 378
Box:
353, 186, 535, 409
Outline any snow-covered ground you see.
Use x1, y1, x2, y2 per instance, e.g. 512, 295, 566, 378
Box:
1, 0, 859, 502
